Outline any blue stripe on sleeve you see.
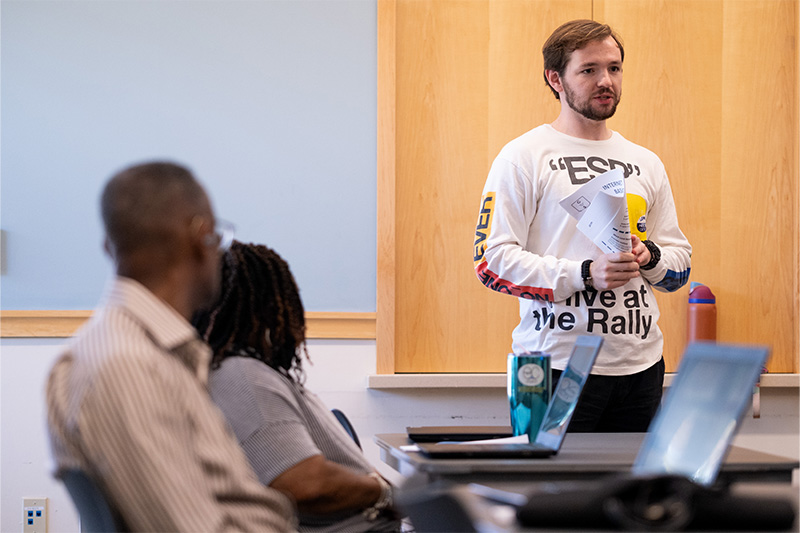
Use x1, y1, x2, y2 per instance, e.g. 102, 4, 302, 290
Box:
654, 267, 691, 292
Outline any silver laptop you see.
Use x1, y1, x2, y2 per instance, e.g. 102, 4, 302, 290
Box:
632, 341, 770, 485
418, 335, 603, 459
516, 342, 775, 529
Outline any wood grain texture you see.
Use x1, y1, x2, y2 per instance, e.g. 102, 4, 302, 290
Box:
718, 0, 798, 372
389, 0, 592, 372
379, 0, 798, 373
394, 0, 490, 372
598, 0, 725, 370
0, 311, 376, 340
377, 0, 398, 373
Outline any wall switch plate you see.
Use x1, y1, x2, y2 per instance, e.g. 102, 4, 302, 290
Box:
0, 228, 6, 275
22, 498, 47, 533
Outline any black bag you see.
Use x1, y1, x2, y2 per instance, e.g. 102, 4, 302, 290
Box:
516, 474, 796, 531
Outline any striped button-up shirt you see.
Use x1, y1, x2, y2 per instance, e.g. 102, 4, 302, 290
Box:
46, 277, 297, 532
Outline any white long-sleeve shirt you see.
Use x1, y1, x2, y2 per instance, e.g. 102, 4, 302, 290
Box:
474, 125, 692, 375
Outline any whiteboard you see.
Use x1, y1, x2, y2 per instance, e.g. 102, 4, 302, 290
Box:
0, 0, 377, 312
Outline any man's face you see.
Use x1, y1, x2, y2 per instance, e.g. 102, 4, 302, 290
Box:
203, 222, 223, 308
194, 203, 223, 311
559, 36, 622, 121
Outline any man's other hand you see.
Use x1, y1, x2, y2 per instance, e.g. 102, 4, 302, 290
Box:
631, 234, 652, 267
590, 246, 641, 290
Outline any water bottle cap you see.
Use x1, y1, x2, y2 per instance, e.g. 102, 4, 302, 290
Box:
689, 284, 715, 303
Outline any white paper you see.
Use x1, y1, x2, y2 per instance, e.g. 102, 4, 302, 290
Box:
400, 435, 529, 452
559, 168, 631, 253
445, 435, 529, 446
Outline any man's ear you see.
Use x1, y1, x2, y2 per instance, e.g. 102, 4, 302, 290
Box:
187, 216, 212, 261
103, 237, 115, 260
191, 231, 212, 263
545, 69, 563, 95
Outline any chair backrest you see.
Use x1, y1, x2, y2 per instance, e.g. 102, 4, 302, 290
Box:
331, 408, 361, 449
59, 469, 128, 533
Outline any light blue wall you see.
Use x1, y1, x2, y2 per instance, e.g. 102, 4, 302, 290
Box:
1, 0, 377, 312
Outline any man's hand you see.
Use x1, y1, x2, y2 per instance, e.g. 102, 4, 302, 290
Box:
590, 244, 641, 290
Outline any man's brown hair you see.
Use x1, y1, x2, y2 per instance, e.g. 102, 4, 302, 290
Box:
542, 19, 624, 100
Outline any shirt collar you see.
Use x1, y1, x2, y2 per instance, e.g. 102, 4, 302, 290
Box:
101, 276, 211, 382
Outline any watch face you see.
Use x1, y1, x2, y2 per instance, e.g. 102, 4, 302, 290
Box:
557, 377, 581, 403
518, 364, 545, 386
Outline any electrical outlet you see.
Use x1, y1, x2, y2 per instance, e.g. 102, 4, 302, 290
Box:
22, 498, 47, 533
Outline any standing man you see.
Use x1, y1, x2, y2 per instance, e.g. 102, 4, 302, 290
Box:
46, 162, 297, 531
474, 20, 691, 432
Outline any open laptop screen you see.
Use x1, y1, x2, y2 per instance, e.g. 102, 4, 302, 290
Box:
533, 336, 603, 450
632, 342, 769, 486
416, 336, 603, 459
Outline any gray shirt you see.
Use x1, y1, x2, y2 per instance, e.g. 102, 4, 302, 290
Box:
210, 356, 395, 532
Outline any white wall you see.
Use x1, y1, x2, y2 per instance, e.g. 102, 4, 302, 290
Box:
2, 337, 798, 532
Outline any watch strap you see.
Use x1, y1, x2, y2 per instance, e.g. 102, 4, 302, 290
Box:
581, 259, 594, 290
641, 240, 661, 271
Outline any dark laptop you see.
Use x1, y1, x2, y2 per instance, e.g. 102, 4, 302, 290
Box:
417, 336, 603, 459
406, 426, 513, 443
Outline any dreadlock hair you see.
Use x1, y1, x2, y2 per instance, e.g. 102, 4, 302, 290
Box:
192, 240, 309, 385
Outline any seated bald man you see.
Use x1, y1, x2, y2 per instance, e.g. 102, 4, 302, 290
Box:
46, 162, 297, 532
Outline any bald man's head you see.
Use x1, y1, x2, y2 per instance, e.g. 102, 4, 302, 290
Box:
101, 162, 210, 260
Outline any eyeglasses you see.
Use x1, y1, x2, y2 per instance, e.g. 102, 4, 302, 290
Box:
214, 219, 235, 252
192, 216, 236, 252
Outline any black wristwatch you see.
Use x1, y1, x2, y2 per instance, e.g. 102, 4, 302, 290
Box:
641, 240, 661, 271
581, 259, 594, 290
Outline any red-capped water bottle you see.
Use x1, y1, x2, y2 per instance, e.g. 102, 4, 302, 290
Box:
687, 282, 716, 342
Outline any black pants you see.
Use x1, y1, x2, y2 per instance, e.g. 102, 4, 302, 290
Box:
552, 357, 665, 432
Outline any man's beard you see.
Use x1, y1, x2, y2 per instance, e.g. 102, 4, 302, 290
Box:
563, 82, 620, 121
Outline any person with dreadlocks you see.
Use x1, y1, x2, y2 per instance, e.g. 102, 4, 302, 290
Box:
193, 241, 400, 533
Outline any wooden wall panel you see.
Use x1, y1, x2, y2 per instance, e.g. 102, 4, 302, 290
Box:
379, 0, 798, 373
487, 1, 589, 159
390, 0, 591, 373
596, 0, 725, 370
718, 0, 798, 372
377, 0, 397, 373
394, 0, 492, 372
